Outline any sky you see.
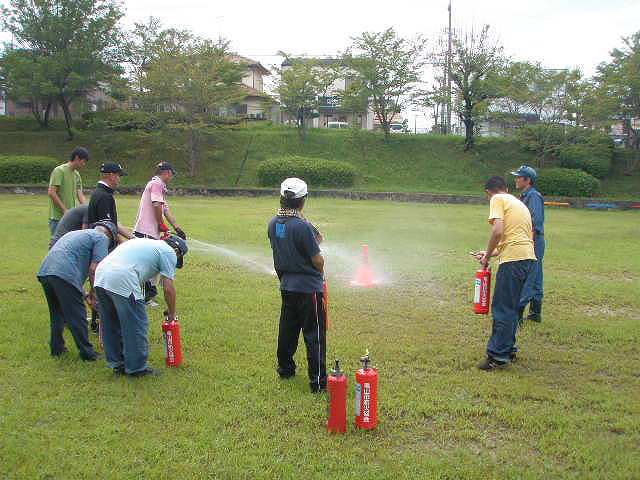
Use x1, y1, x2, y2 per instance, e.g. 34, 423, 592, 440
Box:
2, 0, 639, 129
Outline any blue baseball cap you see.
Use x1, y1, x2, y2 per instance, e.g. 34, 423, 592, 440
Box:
510, 165, 537, 182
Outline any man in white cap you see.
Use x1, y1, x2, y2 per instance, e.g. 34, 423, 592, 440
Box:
267, 178, 326, 393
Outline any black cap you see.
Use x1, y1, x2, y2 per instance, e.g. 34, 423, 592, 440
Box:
157, 162, 176, 175
100, 162, 127, 176
70, 147, 89, 161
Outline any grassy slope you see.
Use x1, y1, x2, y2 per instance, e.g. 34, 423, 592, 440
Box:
1, 121, 638, 198
2, 194, 639, 479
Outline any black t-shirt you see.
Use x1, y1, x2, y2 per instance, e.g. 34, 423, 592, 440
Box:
267, 216, 323, 293
87, 182, 117, 225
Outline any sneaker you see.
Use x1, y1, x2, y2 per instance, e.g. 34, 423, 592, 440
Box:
277, 367, 295, 379
51, 347, 69, 357
81, 352, 102, 362
145, 300, 160, 307
527, 312, 542, 322
477, 356, 507, 371
128, 367, 162, 377
113, 366, 125, 376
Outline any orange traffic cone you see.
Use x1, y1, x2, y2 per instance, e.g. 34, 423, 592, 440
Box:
352, 244, 375, 287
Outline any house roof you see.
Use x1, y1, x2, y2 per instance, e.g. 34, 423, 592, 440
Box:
228, 54, 271, 76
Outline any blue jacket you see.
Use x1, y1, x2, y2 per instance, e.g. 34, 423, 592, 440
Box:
521, 187, 544, 236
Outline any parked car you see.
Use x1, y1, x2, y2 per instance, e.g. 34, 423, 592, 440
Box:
328, 121, 349, 129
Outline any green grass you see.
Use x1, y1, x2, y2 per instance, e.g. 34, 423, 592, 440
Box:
2, 194, 639, 479
1, 120, 638, 198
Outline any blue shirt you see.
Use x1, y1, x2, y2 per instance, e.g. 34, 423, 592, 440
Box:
268, 216, 323, 293
521, 187, 545, 236
94, 238, 177, 300
38, 229, 109, 292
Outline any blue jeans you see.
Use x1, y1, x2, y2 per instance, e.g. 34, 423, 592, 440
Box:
95, 287, 149, 374
488, 260, 535, 362
520, 235, 545, 307
48, 219, 59, 237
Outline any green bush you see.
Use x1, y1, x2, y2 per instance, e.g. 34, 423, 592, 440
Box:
0, 155, 58, 184
557, 144, 612, 178
82, 111, 162, 132
536, 168, 599, 197
257, 156, 356, 188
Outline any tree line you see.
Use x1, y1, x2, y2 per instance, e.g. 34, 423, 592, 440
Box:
1, 0, 638, 163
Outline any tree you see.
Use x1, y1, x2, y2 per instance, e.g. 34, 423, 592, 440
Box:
2, 0, 125, 139
342, 28, 425, 138
596, 31, 640, 173
0, 48, 57, 127
123, 16, 196, 102
143, 39, 246, 176
449, 25, 504, 150
274, 56, 337, 139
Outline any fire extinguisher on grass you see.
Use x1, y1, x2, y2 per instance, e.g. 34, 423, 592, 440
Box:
327, 359, 347, 433
473, 265, 492, 314
162, 311, 183, 367
355, 350, 378, 430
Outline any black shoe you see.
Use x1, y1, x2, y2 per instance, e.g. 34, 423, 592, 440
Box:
277, 367, 295, 379
113, 366, 125, 376
81, 352, 102, 362
510, 352, 518, 363
527, 301, 542, 322
128, 367, 162, 377
477, 356, 507, 371
51, 347, 69, 357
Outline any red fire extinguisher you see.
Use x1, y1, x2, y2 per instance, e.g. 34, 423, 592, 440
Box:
473, 265, 492, 314
162, 312, 183, 367
355, 350, 378, 430
327, 359, 347, 433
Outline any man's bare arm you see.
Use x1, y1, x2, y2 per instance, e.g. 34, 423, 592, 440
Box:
77, 189, 86, 204
481, 219, 504, 266
162, 277, 177, 320
311, 253, 324, 275
48, 186, 67, 213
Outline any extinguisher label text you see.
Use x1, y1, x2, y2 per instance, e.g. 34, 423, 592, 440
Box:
362, 383, 371, 422
165, 331, 174, 363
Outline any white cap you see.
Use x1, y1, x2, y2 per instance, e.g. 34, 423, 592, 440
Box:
280, 177, 308, 199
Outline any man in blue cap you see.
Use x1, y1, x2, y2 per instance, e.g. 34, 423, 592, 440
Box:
511, 165, 545, 322
94, 235, 188, 377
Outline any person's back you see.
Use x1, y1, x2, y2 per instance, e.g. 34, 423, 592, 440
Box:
489, 193, 536, 264
95, 238, 176, 300
50, 204, 89, 247
268, 215, 323, 293
39, 229, 109, 292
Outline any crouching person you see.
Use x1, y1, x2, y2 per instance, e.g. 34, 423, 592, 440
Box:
94, 235, 188, 377
268, 178, 327, 393
37, 221, 118, 360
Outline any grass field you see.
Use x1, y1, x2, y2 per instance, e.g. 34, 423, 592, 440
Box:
2, 194, 640, 479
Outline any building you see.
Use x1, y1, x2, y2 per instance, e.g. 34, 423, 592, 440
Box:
228, 55, 276, 120
280, 58, 375, 130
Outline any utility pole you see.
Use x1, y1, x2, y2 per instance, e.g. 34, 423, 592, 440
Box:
446, 0, 452, 135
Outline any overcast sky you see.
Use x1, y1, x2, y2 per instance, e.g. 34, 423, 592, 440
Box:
2, 0, 639, 128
